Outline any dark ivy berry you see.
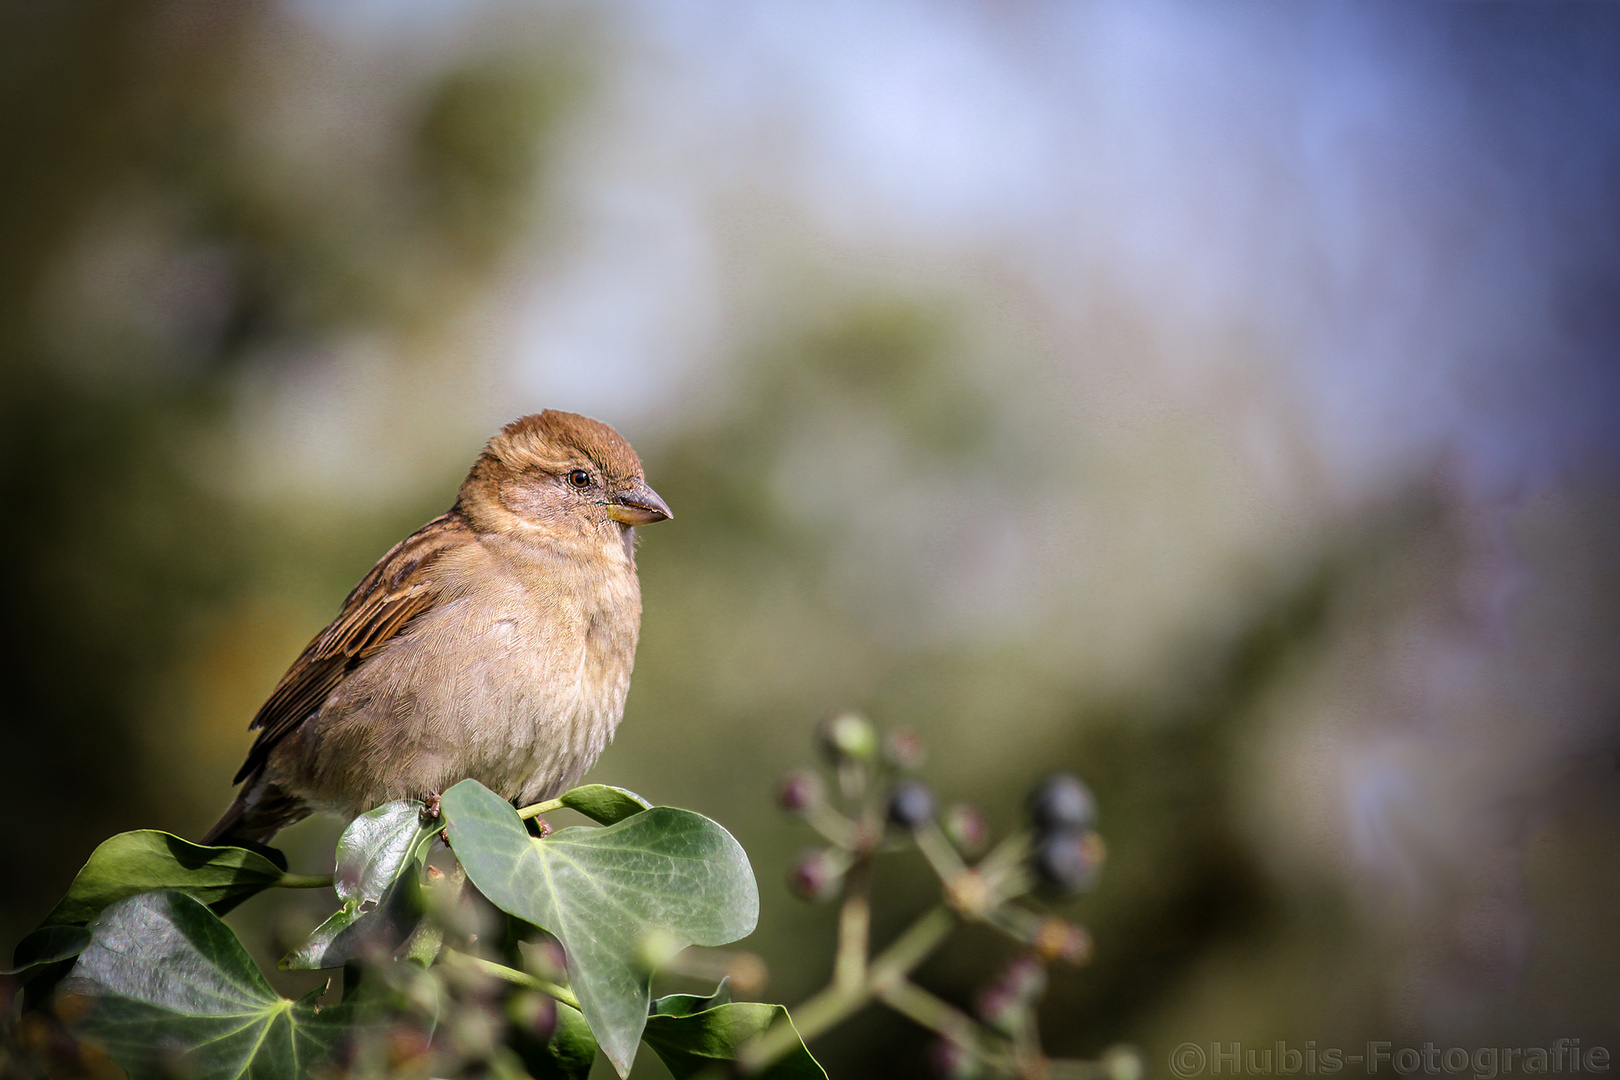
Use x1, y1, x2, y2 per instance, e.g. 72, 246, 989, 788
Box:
930, 1039, 984, 1080
1030, 828, 1101, 896
887, 780, 937, 829
788, 848, 844, 902
1027, 773, 1096, 833
521, 938, 567, 983
975, 983, 1021, 1032
777, 767, 824, 813
506, 989, 558, 1045
996, 955, 1048, 1002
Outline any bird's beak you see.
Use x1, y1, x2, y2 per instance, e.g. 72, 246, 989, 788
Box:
607, 481, 673, 526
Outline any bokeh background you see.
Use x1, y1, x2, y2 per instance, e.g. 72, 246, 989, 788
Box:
4, 2, 1620, 1076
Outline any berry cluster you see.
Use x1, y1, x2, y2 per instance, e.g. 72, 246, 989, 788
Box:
1027, 773, 1104, 897
771, 712, 1137, 1080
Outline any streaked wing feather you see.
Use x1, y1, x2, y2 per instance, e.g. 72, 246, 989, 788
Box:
233, 512, 471, 783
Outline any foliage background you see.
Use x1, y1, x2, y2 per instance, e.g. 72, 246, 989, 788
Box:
3, 2, 1619, 1076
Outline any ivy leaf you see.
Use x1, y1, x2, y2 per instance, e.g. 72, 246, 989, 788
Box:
43, 831, 288, 926
328, 801, 440, 903
558, 783, 652, 825
515, 999, 598, 1080
649, 978, 732, 1018
643, 1000, 825, 1080
281, 801, 440, 970
441, 778, 758, 1078
63, 891, 350, 1080
4, 925, 91, 975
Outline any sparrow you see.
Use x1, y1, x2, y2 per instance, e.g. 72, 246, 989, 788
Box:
203, 411, 671, 845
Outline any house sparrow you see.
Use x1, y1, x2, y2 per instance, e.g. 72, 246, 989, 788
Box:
203, 411, 671, 845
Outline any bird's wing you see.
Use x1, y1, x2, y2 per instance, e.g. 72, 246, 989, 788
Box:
233, 511, 475, 784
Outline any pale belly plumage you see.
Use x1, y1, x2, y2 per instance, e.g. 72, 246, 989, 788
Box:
266, 532, 641, 817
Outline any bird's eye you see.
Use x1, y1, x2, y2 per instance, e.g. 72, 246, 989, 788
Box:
568, 469, 592, 489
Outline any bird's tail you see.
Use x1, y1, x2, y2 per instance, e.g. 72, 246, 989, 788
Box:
203, 776, 310, 847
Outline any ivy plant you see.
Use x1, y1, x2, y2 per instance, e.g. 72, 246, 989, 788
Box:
5, 715, 1139, 1079
6, 779, 821, 1080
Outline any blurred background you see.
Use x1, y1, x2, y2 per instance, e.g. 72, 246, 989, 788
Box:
3, 1, 1619, 1075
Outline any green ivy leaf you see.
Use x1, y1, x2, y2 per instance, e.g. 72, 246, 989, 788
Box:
331, 801, 439, 898
43, 830, 289, 926
649, 978, 732, 1018
4, 925, 91, 975
281, 801, 440, 970
441, 779, 758, 1078
63, 891, 351, 1080
516, 999, 598, 1080
643, 1000, 825, 1080
558, 783, 652, 825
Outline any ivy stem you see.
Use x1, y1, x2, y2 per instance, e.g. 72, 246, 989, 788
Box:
737, 904, 957, 1075
870, 904, 956, 982
985, 901, 1044, 943
275, 873, 335, 889
873, 977, 972, 1040
516, 797, 565, 820
976, 830, 1033, 893
836, 758, 865, 807
1013, 1001, 1044, 1074
913, 820, 967, 883
444, 950, 581, 1012
833, 856, 872, 991
803, 801, 858, 848
873, 977, 1011, 1071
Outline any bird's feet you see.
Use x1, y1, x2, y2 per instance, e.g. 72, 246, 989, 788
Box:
422, 793, 442, 823
525, 815, 553, 838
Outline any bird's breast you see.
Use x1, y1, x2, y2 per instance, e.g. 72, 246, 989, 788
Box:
290, 533, 643, 813
445, 543, 643, 802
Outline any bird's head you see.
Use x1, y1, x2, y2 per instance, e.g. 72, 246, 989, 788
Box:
458, 411, 671, 545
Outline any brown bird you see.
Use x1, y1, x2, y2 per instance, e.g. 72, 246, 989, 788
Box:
204, 411, 671, 845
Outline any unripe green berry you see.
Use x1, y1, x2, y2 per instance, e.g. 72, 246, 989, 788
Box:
942, 803, 989, 856
819, 712, 877, 763
1103, 1045, 1147, 1080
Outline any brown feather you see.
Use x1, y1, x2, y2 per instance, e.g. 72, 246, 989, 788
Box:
482, 410, 645, 483
233, 511, 473, 784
